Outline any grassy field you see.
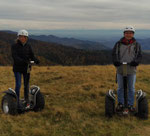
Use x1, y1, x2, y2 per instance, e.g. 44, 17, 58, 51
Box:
0, 65, 149, 136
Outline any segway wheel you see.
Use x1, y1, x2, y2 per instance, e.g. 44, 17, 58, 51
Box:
105, 95, 115, 117
1, 94, 18, 115
33, 91, 45, 112
137, 97, 148, 119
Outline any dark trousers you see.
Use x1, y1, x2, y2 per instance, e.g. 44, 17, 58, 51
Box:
14, 72, 30, 102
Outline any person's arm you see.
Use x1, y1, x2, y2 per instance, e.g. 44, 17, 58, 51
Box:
135, 43, 142, 64
29, 45, 40, 64
130, 43, 142, 66
112, 42, 121, 67
11, 45, 27, 65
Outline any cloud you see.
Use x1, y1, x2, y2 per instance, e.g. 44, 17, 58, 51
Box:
0, 0, 150, 30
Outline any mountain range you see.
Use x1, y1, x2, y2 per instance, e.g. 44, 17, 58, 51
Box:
27, 29, 150, 50
2, 30, 150, 50
0, 31, 111, 66
1, 30, 109, 51
0, 30, 150, 66
30, 35, 109, 51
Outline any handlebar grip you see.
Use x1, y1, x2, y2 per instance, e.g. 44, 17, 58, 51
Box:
30, 61, 35, 64
122, 62, 127, 65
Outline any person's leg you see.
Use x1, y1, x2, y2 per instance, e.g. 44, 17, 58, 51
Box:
127, 74, 136, 106
117, 74, 124, 105
14, 72, 22, 101
23, 72, 30, 103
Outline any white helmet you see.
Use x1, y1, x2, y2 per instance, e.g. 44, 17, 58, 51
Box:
18, 29, 29, 37
124, 26, 135, 33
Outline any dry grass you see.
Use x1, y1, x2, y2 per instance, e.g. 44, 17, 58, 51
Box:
0, 65, 149, 136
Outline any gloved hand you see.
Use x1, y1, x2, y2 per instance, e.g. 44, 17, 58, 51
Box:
113, 61, 121, 67
130, 61, 139, 66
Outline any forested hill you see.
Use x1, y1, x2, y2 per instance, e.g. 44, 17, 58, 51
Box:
0, 31, 112, 66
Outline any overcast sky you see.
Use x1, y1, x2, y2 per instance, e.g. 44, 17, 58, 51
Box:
0, 0, 150, 30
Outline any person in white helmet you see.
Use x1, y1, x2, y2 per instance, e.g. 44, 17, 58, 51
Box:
11, 29, 40, 109
112, 26, 142, 112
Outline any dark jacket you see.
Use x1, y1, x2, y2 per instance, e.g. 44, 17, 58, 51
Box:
11, 40, 38, 73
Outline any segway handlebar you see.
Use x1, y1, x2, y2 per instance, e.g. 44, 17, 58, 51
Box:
27, 61, 35, 73
122, 62, 128, 76
30, 61, 35, 64
122, 62, 127, 65
122, 62, 134, 65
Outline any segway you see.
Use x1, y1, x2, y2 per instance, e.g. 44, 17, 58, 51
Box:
105, 62, 148, 119
1, 61, 45, 115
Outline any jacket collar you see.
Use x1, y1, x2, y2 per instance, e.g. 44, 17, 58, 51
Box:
120, 37, 136, 45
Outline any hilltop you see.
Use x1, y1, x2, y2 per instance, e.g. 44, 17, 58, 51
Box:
0, 65, 149, 136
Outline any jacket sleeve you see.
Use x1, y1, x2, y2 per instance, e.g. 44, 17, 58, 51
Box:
29, 45, 39, 62
11, 45, 26, 65
134, 43, 142, 64
112, 42, 119, 63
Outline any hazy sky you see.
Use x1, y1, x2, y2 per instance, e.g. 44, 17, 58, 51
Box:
0, 0, 150, 30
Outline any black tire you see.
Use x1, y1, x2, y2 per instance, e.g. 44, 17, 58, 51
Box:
137, 97, 148, 119
33, 91, 45, 112
1, 94, 18, 115
105, 95, 115, 117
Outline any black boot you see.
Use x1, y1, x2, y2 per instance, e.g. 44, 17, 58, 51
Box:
128, 105, 136, 113
116, 103, 124, 112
